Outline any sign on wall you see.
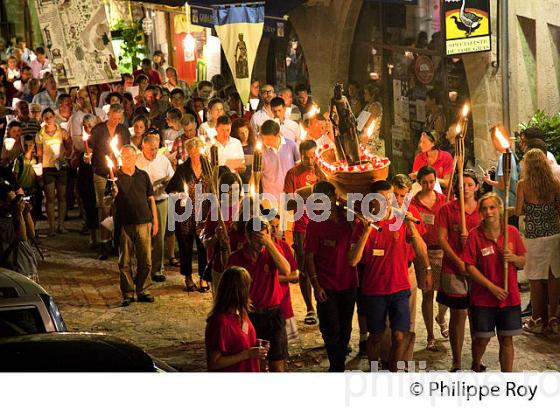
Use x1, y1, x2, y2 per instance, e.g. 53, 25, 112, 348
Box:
33, 0, 121, 87
444, 0, 491, 56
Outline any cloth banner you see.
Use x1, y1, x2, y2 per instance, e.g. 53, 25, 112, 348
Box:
32, 0, 120, 88
213, 4, 265, 103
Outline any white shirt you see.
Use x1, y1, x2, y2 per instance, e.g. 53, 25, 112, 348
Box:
547, 151, 557, 165
136, 153, 175, 201
250, 108, 274, 134
211, 136, 245, 172
162, 128, 182, 142
279, 118, 300, 142
198, 121, 217, 144
285, 104, 301, 122
68, 109, 107, 152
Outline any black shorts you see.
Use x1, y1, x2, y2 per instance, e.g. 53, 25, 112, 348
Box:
437, 292, 469, 310
249, 307, 288, 361
470, 305, 522, 338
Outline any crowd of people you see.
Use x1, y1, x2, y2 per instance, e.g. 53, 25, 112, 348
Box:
1, 43, 559, 374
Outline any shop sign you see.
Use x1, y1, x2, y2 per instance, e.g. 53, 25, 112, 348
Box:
444, 0, 491, 56
414, 55, 434, 85
191, 5, 214, 28
263, 19, 287, 39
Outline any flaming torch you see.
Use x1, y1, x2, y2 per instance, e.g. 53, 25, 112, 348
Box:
494, 127, 512, 292
110, 135, 122, 167
105, 155, 116, 181
252, 141, 263, 196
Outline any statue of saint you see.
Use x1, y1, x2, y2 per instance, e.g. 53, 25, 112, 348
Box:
235, 33, 249, 79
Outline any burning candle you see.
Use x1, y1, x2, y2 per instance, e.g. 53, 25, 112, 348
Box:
308, 105, 320, 118
3, 137, 16, 151
106, 155, 116, 180
51, 142, 61, 158
253, 141, 263, 173
110, 136, 122, 167
197, 110, 204, 123
32, 163, 43, 176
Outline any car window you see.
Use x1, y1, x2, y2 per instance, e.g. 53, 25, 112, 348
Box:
0, 307, 46, 337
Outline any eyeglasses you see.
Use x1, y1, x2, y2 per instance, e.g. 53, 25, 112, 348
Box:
262, 89, 274, 95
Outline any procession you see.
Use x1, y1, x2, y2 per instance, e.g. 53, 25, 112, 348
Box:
1, 0, 560, 387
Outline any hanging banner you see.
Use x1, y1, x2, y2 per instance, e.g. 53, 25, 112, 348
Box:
444, 0, 491, 56
33, 0, 120, 87
213, 4, 265, 103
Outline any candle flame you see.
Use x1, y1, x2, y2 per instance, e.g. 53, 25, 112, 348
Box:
462, 104, 470, 117
105, 155, 114, 169
299, 123, 307, 140
249, 183, 256, 198
455, 123, 462, 135
255, 141, 263, 151
82, 127, 89, 141
308, 105, 320, 118
366, 121, 376, 138
494, 128, 510, 150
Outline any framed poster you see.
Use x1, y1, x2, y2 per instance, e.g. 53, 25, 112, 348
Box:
444, 0, 491, 56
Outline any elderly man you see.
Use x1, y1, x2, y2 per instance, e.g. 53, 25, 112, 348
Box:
250, 84, 276, 134
136, 132, 175, 282
270, 97, 300, 142
114, 145, 158, 306
89, 104, 131, 259
9, 100, 41, 142
32, 75, 61, 111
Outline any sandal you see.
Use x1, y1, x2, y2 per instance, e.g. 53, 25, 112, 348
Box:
548, 317, 559, 334
523, 317, 545, 334
304, 311, 317, 325
436, 318, 449, 339
198, 279, 210, 293
426, 338, 438, 352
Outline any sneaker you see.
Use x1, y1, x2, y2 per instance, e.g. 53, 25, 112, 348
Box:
304, 311, 317, 325
523, 317, 544, 334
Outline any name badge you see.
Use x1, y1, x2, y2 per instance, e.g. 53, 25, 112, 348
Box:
421, 213, 435, 225
481, 246, 495, 256
322, 240, 336, 247
372, 249, 385, 257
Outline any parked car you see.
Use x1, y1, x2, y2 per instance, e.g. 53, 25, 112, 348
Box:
0, 332, 177, 372
0, 268, 66, 337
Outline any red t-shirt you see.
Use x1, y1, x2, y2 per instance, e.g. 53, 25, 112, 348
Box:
283, 163, 318, 233
276, 239, 297, 319
436, 200, 480, 275
405, 203, 426, 262
227, 244, 285, 309
351, 217, 411, 296
412, 150, 453, 179
305, 213, 358, 291
203, 208, 246, 272
462, 225, 526, 308
411, 192, 447, 247
205, 312, 259, 372
133, 68, 162, 85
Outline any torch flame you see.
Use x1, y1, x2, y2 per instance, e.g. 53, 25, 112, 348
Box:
82, 127, 89, 142
105, 155, 114, 169
494, 128, 510, 150
299, 123, 307, 141
366, 121, 376, 138
255, 141, 263, 151
455, 123, 462, 135
462, 104, 470, 118
249, 183, 256, 198
308, 105, 320, 118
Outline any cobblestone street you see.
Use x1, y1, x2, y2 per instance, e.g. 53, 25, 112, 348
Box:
37, 215, 560, 372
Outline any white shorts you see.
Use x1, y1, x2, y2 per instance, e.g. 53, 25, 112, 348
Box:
524, 233, 560, 280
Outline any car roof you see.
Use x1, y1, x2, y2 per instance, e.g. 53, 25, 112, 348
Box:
0, 268, 48, 297
0, 332, 161, 372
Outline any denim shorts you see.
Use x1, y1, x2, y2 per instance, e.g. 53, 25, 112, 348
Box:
361, 289, 411, 334
470, 305, 522, 338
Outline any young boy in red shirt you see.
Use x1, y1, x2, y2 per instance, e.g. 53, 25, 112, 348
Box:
227, 215, 291, 372
463, 193, 526, 372
305, 181, 358, 371
283, 139, 318, 325
348, 180, 425, 372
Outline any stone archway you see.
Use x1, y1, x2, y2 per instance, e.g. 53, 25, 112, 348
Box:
289, 0, 363, 107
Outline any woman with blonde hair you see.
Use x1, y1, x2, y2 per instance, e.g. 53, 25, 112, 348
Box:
205, 266, 268, 372
515, 148, 560, 334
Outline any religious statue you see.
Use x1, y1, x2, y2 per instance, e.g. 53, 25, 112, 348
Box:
329, 83, 361, 164
235, 33, 249, 79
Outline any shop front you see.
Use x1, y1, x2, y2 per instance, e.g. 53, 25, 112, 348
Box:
350, 0, 480, 174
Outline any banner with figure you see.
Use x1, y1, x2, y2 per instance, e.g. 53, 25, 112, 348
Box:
213, 4, 265, 103
33, 0, 120, 87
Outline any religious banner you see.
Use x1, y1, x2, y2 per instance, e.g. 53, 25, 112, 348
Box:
444, 0, 491, 56
33, 0, 121, 87
212, 3, 265, 103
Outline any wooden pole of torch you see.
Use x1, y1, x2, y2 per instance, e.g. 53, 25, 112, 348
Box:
502, 149, 512, 293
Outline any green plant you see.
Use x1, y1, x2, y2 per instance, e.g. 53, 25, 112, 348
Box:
111, 20, 147, 72
519, 110, 560, 160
